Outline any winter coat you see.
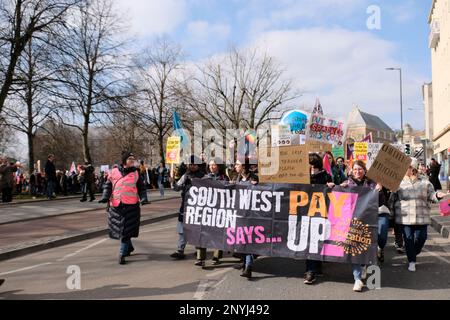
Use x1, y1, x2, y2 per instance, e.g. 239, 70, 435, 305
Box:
429, 163, 442, 191
173, 170, 205, 222
389, 176, 439, 226
331, 165, 347, 185
100, 165, 148, 240
45, 160, 56, 182
310, 170, 332, 185
344, 175, 387, 214
0, 164, 18, 189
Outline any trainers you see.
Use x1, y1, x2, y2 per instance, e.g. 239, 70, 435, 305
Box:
408, 262, 416, 272
395, 243, 405, 254
194, 260, 205, 267
377, 248, 385, 264
303, 272, 316, 285
211, 257, 221, 265
170, 251, 186, 260
353, 280, 364, 292
240, 266, 252, 279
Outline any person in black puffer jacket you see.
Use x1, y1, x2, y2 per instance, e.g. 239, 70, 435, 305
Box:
99, 151, 149, 265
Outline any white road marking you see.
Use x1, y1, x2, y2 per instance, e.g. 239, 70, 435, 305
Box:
193, 280, 211, 300
423, 248, 450, 265
0, 262, 52, 276
140, 225, 174, 234
57, 238, 108, 262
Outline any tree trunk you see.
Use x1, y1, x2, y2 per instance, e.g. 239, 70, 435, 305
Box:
159, 130, 164, 164
82, 117, 91, 164
28, 131, 35, 173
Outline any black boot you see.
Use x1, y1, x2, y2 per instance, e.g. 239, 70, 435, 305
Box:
119, 255, 126, 265
240, 266, 252, 279
0, 279, 5, 286
125, 244, 135, 257
80, 197, 87, 202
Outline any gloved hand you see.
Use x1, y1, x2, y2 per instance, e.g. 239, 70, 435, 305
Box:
98, 199, 108, 204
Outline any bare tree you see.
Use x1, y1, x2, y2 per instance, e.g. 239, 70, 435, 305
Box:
0, 0, 81, 114
3, 36, 57, 171
133, 39, 188, 163
53, 0, 129, 164
0, 115, 17, 155
181, 48, 298, 136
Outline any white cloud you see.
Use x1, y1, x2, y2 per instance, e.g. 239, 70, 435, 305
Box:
117, 0, 188, 36
187, 20, 231, 41
247, 28, 426, 130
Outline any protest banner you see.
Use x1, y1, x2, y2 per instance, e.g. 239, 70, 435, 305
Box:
354, 142, 368, 162
307, 114, 345, 146
366, 143, 383, 169
366, 143, 412, 191
184, 179, 378, 264
307, 140, 332, 153
277, 110, 309, 146
332, 146, 345, 159
259, 145, 310, 184
100, 165, 110, 174
166, 136, 181, 164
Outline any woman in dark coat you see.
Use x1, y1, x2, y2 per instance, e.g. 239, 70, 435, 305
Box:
99, 151, 149, 265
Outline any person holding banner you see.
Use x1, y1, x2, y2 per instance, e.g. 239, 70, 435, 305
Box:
98, 151, 149, 265
195, 158, 230, 267
304, 153, 334, 285
169, 155, 205, 260
389, 158, 447, 272
341, 160, 384, 292
232, 159, 259, 279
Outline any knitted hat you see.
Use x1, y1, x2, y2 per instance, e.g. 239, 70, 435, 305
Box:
121, 151, 135, 164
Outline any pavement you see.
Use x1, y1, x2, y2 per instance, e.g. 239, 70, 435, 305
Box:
0, 195, 181, 262
430, 203, 450, 239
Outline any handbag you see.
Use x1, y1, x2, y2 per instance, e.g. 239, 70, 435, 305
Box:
439, 196, 450, 216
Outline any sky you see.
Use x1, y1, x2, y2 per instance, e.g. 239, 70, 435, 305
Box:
115, 0, 433, 132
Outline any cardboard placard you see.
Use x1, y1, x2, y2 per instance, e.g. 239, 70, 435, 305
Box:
354, 142, 368, 162
307, 114, 345, 146
306, 140, 332, 153
366, 143, 412, 191
366, 143, 383, 169
166, 136, 181, 164
259, 145, 310, 184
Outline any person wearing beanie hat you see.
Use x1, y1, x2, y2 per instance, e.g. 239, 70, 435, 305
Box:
169, 155, 205, 260
389, 158, 448, 272
99, 151, 149, 265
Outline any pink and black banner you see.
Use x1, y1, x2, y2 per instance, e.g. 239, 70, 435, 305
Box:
184, 179, 379, 265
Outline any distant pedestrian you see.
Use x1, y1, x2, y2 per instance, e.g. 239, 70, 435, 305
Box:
156, 162, 168, 197
0, 156, 20, 203
80, 162, 95, 202
99, 151, 149, 265
428, 158, 442, 191
45, 154, 57, 200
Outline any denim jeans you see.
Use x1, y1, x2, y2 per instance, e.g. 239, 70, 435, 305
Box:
400, 225, 428, 263
245, 254, 254, 268
378, 214, 390, 249
46, 181, 55, 199
120, 238, 132, 256
177, 221, 187, 252
394, 223, 404, 247
158, 181, 164, 196
352, 264, 363, 281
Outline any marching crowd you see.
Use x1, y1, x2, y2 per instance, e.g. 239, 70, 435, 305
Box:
163, 152, 447, 292
0, 150, 448, 293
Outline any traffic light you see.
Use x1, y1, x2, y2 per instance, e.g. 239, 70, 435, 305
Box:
405, 144, 411, 156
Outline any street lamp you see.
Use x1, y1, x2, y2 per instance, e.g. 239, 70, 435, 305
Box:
386, 67, 404, 144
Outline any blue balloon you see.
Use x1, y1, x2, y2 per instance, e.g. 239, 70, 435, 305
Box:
280, 111, 309, 134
